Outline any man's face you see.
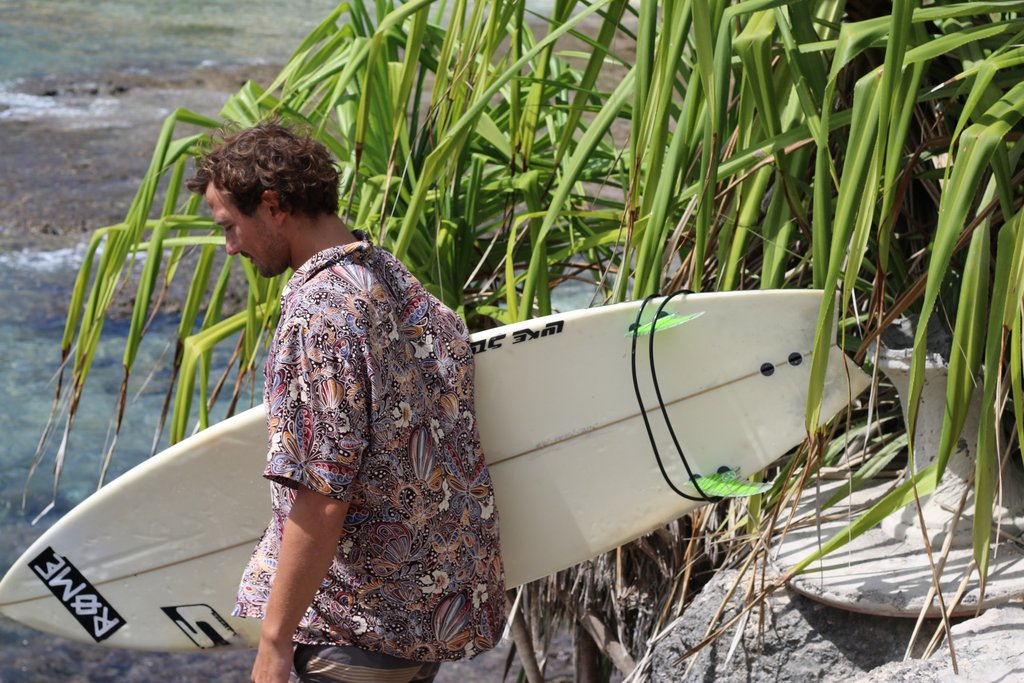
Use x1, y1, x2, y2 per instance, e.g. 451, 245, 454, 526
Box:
206, 184, 290, 278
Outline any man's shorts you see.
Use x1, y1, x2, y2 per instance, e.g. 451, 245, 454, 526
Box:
291, 643, 442, 683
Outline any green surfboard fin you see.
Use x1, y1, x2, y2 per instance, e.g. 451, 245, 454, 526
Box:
627, 310, 704, 337
686, 468, 772, 498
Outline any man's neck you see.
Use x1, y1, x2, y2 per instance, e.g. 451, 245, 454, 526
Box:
287, 214, 357, 270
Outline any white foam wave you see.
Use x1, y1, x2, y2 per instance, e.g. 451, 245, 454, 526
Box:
0, 85, 120, 125
197, 57, 272, 68
0, 242, 155, 274
0, 244, 89, 272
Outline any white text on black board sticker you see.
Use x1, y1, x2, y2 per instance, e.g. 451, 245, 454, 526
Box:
29, 547, 125, 642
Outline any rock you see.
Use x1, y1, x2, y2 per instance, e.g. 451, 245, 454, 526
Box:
646, 568, 995, 682
854, 603, 1024, 682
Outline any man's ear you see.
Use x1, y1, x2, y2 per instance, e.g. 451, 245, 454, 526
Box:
261, 190, 286, 222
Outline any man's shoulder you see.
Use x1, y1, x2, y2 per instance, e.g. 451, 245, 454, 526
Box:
278, 273, 361, 335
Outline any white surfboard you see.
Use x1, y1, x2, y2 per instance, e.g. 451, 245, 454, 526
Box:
0, 291, 868, 651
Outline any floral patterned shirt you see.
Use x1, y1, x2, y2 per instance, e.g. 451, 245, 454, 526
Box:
233, 234, 506, 662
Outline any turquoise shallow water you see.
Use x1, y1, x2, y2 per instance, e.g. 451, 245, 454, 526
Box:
0, 245, 236, 535
0, 0, 341, 82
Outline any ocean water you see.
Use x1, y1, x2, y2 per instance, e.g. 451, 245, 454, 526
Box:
0, 0, 341, 125
0, 245, 234, 526
0, 0, 343, 82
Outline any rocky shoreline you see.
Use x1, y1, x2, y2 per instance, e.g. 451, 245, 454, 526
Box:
0, 62, 283, 244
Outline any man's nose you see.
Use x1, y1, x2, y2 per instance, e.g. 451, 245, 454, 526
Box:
224, 233, 239, 256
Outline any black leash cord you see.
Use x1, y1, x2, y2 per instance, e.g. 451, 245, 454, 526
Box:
629, 292, 719, 503
648, 293, 721, 501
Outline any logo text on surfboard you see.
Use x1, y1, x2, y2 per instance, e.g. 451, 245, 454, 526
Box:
162, 604, 240, 648
471, 320, 564, 355
29, 547, 125, 642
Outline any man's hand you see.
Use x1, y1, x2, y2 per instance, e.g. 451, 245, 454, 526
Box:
252, 487, 350, 683
251, 636, 294, 683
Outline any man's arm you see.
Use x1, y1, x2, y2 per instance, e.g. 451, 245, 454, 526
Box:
251, 487, 350, 683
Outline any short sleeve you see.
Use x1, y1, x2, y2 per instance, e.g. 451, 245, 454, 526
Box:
263, 305, 370, 500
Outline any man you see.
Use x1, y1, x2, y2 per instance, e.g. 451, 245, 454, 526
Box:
186, 122, 506, 683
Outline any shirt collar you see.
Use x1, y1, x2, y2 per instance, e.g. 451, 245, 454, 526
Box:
282, 230, 373, 297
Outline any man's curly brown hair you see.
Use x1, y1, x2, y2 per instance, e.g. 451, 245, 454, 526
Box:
186, 121, 339, 217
